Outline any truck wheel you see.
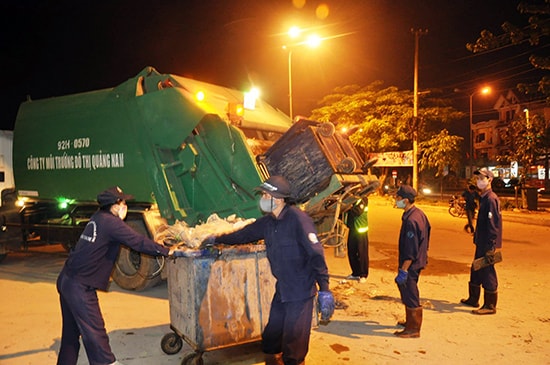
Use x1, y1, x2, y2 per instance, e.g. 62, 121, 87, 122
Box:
111, 217, 163, 291
0, 253, 7, 263
112, 247, 163, 291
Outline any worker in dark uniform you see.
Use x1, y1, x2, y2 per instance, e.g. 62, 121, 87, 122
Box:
393, 185, 430, 338
345, 197, 369, 283
461, 168, 502, 315
204, 176, 334, 365
56, 186, 175, 365
461, 184, 479, 234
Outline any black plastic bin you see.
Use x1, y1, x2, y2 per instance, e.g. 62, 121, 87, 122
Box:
525, 187, 538, 211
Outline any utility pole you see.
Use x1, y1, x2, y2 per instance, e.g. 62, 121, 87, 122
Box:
411, 28, 428, 192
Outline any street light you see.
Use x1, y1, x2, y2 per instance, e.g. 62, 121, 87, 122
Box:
283, 27, 321, 120
469, 86, 491, 173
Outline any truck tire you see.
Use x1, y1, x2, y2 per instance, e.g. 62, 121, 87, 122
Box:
111, 218, 164, 291
0, 253, 7, 263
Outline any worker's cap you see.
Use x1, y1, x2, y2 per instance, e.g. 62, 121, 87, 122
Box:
97, 186, 134, 207
255, 175, 291, 199
396, 184, 417, 201
474, 167, 494, 179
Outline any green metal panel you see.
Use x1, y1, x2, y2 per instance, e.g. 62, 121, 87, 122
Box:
13, 87, 154, 203
12, 67, 279, 225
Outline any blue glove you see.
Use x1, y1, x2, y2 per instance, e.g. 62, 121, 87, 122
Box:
318, 291, 335, 322
394, 269, 408, 287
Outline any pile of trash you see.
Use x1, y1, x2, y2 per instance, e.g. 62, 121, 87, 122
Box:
155, 213, 256, 249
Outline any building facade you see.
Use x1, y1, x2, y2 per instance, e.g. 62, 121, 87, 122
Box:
471, 90, 549, 185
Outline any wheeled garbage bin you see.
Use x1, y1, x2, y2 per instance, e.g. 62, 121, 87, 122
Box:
161, 244, 275, 365
260, 118, 366, 203
525, 187, 538, 211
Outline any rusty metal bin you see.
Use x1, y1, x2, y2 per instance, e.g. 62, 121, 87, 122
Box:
161, 244, 275, 364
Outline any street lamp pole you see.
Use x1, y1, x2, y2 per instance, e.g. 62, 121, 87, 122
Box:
284, 27, 322, 121
468, 86, 491, 175
288, 49, 293, 120
411, 28, 428, 192
469, 92, 474, 175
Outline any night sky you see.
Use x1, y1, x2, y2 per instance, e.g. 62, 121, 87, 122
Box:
0, 0, 537, 131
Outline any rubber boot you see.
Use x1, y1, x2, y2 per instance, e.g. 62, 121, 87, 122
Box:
394, 307, 422, 338
472, 290, 497, 315
264, 353, 284, 365
460, 282, 481, 307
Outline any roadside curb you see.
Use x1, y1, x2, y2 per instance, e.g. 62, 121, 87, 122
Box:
369, 195, 550, 227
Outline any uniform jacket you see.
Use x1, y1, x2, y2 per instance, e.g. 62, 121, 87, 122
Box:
63, 210, 170, 290
399, 205, 430, 271
474, 189, 502, 252
215, 204, 330, 303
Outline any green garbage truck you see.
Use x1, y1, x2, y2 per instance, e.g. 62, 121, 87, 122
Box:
0, 66, 378, 290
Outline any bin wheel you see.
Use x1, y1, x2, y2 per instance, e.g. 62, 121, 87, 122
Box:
181, 352, 204, 365
161, 332, 183, 355
337, 157, 356, 173
318, 122, 335, 137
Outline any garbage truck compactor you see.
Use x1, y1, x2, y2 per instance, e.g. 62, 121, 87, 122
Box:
0, 67, 378, 290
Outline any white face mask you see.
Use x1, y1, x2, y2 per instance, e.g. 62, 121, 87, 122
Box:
476, 179, 489, 190
396, 199, 407, 209
116, 204, 128, 220
259, 197, 277, 213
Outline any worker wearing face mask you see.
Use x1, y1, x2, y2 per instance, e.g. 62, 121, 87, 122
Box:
56, 186, 176, 365
460, 167, 502, 315
203, 175, 334, 365
393, 185, 430, 338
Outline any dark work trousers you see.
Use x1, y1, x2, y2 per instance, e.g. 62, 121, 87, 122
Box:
469, 246, 498, 291
56, 270, 115, 365
465, 209, 476, 233
261, 293, 314, 365
397, 269, 421, 308
347, 232, 369, 278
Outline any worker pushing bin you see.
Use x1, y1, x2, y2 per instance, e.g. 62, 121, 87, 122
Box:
161, 244, 275, 365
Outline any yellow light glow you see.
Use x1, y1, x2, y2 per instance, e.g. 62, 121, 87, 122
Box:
481, 86, 491, 95
244, 88, 260, 110
288, 26, 301, 39
306, 34, 322, 48
195, 91, 205, 101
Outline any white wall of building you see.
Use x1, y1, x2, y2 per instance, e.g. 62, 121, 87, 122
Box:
0, 130, 14, 205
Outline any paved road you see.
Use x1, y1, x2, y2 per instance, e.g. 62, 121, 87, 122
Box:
1, 196, 549, 364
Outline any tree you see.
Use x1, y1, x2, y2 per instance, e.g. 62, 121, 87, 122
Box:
419, 129, 464, 195
498, 112, 548, 174
309, 81, 465, 186
466, 1, 550, 98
